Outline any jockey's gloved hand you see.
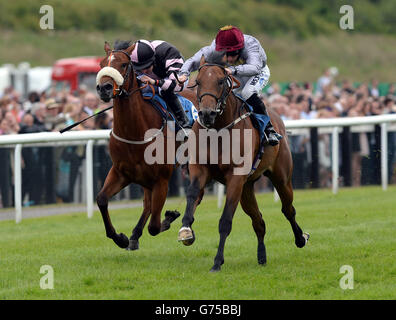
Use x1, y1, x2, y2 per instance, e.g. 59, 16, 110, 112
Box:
177, 74, 188, 84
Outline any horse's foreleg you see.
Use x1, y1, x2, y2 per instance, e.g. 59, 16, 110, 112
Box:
127, 188, 152, 250
211, 175, 245, 272
240, 181, 267, 265
97, 166, 130, 248
178, 166, 208, 246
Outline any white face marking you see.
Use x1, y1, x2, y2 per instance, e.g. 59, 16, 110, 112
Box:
110, 55, 116, 63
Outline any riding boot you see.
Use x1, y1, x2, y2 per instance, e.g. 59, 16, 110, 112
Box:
161, 91, 191, 128
246, 93, 283, 146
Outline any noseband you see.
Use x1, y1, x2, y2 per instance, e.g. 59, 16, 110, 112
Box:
196, 63, 235, 114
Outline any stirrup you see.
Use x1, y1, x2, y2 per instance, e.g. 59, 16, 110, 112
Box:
266, 131, 282, 146
268, 135, 280, 146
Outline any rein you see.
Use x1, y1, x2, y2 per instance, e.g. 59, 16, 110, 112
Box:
60, 55, 151, 134
193, 63, 264, 177
196, 110, 251, 130
109, 53, 164, 144
61, 48, 163, 144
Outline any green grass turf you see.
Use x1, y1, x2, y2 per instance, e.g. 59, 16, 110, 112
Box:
0, 186, 395, 300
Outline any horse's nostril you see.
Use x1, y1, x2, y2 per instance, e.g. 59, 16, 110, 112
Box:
103, 83, 113, 91
210, 111, 217, 117
198, 111, 203, 116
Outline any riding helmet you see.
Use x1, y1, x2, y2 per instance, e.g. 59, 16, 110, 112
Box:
215, 25, 244, 52
131, 40, 156, 70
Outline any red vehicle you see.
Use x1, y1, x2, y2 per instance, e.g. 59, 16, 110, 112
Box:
51, 56, 102, 92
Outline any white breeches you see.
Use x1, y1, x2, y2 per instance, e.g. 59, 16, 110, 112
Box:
233, 65, 270, 100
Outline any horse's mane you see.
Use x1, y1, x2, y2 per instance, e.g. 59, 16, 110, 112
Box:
114, 39, 132, 50
205, 50, 227, 66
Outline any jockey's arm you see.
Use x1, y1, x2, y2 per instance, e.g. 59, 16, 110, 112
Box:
178, 43, 214, 80
137, 72, 179, 92
228, 41, 267, 77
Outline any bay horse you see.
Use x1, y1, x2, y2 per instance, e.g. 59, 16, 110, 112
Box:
96, 40, 196, 250
177, 54, 309, 272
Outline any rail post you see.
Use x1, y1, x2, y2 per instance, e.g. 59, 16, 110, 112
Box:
14, 144, 22, 223
86, 140, 94, 218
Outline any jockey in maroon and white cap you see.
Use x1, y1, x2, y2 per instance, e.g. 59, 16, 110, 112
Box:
131, 39, 190, 128
215, 25, 245, 52
178, 25, 282, 146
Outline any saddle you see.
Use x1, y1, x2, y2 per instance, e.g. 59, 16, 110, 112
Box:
141, 86, 198, 130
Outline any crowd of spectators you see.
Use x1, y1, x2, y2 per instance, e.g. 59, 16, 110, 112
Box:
0, 85, 114, 208
261, 68, 396, 190
0, 67, 396, 208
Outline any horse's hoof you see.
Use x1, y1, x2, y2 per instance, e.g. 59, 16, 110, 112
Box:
210, 264, 221, 272
126, 239, 139, 251
160, 210, 181, 232
113, 233, 129, 249
148, 225, 161, 236
182, 237, 195, 246
296, 232, 310, 248
303, 232, 310, 243
257, 242, 267, 265
165, 210, 181, 221
178, 227, 195, 246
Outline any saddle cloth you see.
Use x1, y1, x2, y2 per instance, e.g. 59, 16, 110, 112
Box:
142, 90, 198, 129
234, 95, 275, 176
235, 94, 271, 147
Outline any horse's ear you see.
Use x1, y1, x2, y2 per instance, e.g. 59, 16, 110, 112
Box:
104, 41, 112, 55
125, 43, 136, 55
199, 54, 206, 67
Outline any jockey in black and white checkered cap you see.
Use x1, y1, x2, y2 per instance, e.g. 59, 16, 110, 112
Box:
131, 39, 190, 128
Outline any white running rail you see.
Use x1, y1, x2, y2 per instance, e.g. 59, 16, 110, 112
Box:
1, 114, 396, 221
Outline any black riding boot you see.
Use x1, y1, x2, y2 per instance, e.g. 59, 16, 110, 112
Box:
161, 91, 190, 128
246, 93, 282, 146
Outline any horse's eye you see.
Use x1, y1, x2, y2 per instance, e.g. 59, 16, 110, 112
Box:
121, 63, 128, 68
218, 79, 224, 86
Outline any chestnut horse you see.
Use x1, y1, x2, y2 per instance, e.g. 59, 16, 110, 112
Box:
96, 40, 196, 250
177, 55, 309, 272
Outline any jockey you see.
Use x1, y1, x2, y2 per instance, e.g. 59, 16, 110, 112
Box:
131, 39, 190, 127
178, 25, 282, 145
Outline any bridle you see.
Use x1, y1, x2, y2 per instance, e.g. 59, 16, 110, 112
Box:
105, 49, 148, 99
190, 63, 251, 131
101, 49, 162, 145
191, 63, 237, 115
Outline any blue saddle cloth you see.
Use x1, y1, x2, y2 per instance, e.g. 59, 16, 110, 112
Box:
142, 91, 198, 129
235, 95, 274, 175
